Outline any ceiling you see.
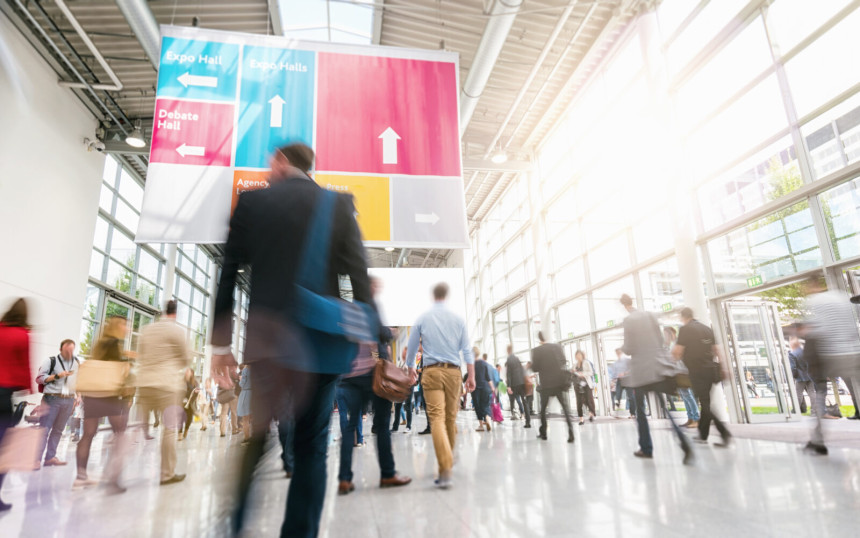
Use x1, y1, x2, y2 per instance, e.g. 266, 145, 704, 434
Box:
2, 0, 647, 268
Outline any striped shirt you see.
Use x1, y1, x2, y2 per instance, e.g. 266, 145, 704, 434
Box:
806, 291, 860, 357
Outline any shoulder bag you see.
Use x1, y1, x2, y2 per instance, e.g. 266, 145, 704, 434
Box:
76, 359, 130, 397
293, 189, 378, 374
372, 357, 413, 403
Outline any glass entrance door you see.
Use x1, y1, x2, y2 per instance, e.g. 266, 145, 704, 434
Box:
723, 301, 799, 423
102, 296, 155, 354
596, 328, 631, 416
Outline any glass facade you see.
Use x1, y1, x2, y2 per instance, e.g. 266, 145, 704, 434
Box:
466, 1, 860, 390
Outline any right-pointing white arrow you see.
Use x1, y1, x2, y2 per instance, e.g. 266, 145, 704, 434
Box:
378, 126, 401, 164
415, 212, 440, 225
176, 143, 205, 157
178, 72, 218, 88
268, 95, 286, 128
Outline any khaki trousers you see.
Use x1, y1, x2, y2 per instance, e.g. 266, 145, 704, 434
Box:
220, 398, 239, 435
138, 387, 182, 481
421, 367, 462, 474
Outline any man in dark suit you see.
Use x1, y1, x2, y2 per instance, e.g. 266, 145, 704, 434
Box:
210, 143, 371, 537
530, 332, 574, 443
505, 344, 530, 427
619, 294, 692, 464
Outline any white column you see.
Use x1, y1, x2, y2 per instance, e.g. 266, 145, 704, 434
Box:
162, 243, 178, 307
527, 162, 550, 341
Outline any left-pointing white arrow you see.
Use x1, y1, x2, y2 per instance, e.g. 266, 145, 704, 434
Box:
176, 143, 205, 157
269, 95, 286, 128
378, 127, 401, 164
415, 212, 440, 225
178, 72, 218, 88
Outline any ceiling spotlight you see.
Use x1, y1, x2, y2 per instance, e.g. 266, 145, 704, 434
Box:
384, 247, 395, 252
238, 268, 245, 273
490, 151, 508, 164
125, 121, 146, 148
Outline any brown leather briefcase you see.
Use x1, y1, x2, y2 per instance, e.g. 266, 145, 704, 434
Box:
372, 359, 413, 403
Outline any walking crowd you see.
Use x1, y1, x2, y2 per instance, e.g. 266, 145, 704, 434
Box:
1, 144, 859, 537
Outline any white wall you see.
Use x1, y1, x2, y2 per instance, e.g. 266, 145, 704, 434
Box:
0, 14, 105, 383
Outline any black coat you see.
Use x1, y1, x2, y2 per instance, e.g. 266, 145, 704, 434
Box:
212, 175, 371, 370
531, 343, 568, 390
505, 354, 525, 387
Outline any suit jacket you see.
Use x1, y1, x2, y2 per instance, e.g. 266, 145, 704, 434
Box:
621, 309, 673, 388
531, 343, 568, 391
137, 319, 191, 393
212, 175, 371, 372
505, 354, 525, 387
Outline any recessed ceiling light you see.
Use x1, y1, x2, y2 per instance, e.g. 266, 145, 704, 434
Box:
490, 151, 508, 164
384, 247, 395, 252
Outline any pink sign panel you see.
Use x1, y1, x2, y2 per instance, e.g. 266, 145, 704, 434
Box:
150, 99, 234, 167
315, 53, 460, 176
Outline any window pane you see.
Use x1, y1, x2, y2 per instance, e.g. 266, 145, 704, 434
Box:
666, 0, 749, 74
106, 260, 133, 293
557, 296, 591, 338
83, 285, 100, 320
708, 201, 821, 295
99, 185, 114, 213
102, 155, 118, 185
138, 249, 161, 285
784, 8, 860, 118
639, 257, 684, 312
118, 169, 144, 209
632, 213, 673, 262
93, 216, 110, 251
115, 199, 140, 234
592, 276, 635, 328
766, 0, 850, 55
510, 323, 530, 354
79, 319, 98, 358
135, 279, 158, 307
820, 175, 860, 260
675, 18, 773, 131
697, 136, 801, 230
89, 250, 105, 280
588, 234, 630, 284
802, 91, 860, 179
554, 259, 586, 301
192, 288, 205, 311
110, 228, 137, 268
687, 75, 789, 177
178, 277, 193, 303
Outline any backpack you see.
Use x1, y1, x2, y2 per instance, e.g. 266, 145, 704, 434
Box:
37, 357, 57, 394
36, 355, 79, 393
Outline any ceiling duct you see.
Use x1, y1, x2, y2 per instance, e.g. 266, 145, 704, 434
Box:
115, 0, 161, 69
459, 0, 523, 133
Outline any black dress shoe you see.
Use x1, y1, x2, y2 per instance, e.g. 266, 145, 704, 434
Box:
804, 441, 828, 455
567, 434, 574, 444
633, 450, 653, 459
537, 433, 547, 441
418, 428, 432, 435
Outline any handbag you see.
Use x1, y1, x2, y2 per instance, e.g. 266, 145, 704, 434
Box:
0, 427, 45, 472
825, 400, 842, 418
491, 393, 504, 423
217, 386, 236, 404
293, 189, 378, 374
75, 359, 130, 397
372, 359, 412, 403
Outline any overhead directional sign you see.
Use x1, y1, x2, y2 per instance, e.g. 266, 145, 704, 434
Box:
137, 26, 468, 248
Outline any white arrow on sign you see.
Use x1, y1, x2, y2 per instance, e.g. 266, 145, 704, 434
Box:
269, 95, 286, 128
415, 212, 440, 225
178, 72, 218, 88
176, 143, 205, 157
378, 127, 401, 164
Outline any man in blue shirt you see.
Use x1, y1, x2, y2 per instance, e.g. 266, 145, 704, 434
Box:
407, 283, 475, 489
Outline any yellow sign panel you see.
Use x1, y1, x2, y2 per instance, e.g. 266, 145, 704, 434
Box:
315, 174, 390, 242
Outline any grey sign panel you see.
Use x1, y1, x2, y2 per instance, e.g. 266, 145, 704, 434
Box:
390, 175, 469, 247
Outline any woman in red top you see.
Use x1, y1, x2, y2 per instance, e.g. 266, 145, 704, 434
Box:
0, 298, 33, 512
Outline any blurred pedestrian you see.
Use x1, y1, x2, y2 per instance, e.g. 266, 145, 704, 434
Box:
673, 308, 731, 448
75, 315, 133, 493
407, 283, 475, 489
211, 143, 373, 536
237, 364, 252, 445
473, 348, 494, 432
35, 338, 79, 467
532, 332, 575, 443
620, 294, 692, 464
136, 300, 190, 485
788, 333, 813, 415
0, 298, 33, 511
573, 350, 596, 425
181, 368, 203, 439
505, 344, 530, 428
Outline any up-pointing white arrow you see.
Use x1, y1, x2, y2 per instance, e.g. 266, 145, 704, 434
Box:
378, 127, 401, 164
269, 95, 286, 128
415, 212, 440, 225
176, 143, 205, 157
178, 72, 218, 88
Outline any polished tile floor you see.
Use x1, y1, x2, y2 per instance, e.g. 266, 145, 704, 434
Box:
1, 411, 858, 537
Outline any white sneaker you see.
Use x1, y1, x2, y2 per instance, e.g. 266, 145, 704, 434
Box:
404, 427, 411, 433
434, 476, 453, 489
72, 478, 99, 490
